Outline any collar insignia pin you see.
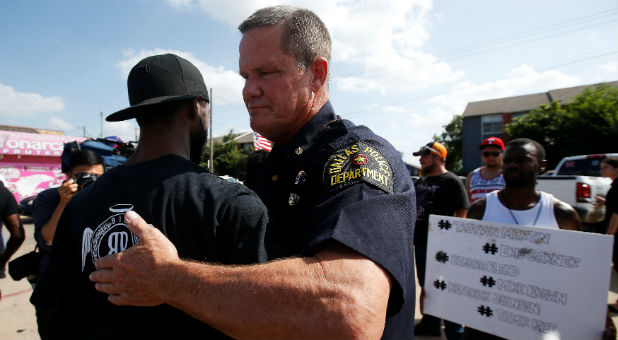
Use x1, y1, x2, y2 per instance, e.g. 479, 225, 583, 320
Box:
295, 170, 306, 185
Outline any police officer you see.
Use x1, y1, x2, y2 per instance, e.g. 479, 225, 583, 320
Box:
90, 5, 416, 339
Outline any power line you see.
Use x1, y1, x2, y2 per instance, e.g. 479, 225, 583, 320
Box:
434, 9, 617, 59
343, 50, 618, 119
437, 19, 616, 62
335, 8, 617, 80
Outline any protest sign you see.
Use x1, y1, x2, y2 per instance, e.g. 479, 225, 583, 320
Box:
424, 215, 613, 340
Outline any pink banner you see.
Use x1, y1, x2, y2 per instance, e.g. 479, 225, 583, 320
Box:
0, 163, 66, 202
0, 131, 85, 157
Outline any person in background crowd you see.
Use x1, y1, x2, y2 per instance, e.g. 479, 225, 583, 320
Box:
600, 156, 618, 242
31, 53, 268, 339
598, 156, 618, 313
0, 181, 25, 300
90, 6, 416, 339
30, 148, 104, 339
465, 138, 583, 340
466, 136, 505, 203
413, 141, 468, 340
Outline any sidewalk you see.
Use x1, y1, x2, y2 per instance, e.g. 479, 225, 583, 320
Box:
1, 221, 38, 339
1, 221, 616, 339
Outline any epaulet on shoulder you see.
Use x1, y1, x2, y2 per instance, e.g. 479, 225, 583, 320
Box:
319, 118, 347, 135
468, 198, 487, 219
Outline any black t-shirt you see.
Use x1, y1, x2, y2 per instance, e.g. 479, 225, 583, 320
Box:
414, 171, 469, 246
31, 155, 268, 339
0, 184, 19, 255
253, 101, 417, 340
0, 184, 18, 218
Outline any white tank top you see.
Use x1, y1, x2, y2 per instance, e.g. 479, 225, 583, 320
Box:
469, 167, 505, 203
482, 191, 559, 229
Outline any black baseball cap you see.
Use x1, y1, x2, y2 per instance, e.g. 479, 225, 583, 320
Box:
106, 53, 209, 122
413, 141, 447, 158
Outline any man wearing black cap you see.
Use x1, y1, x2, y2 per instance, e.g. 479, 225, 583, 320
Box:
466, 137, 505, 203
91, 6, 416, 340
413, 141, 468, 340
30, 54, 268, 339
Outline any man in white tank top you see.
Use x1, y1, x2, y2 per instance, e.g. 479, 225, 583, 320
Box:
466, 137, 505, 203
463, 138, 581, 340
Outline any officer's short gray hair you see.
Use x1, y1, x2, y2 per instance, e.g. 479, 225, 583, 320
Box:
238, 5, 331, 70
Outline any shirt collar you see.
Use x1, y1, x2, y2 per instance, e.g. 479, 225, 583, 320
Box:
272, 101, 337, 158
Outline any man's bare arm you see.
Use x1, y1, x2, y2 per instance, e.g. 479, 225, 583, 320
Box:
606, 213, 618, 236
465, 171, 473, 200
41, 180, 77, 243
553, 199, 581, 231
466, 199, 487, 220
0, 213, 25, 270
91, 211, 391, 339
455, 208, 467, 218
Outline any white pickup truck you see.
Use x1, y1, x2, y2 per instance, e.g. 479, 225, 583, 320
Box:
537, 153, 617, 224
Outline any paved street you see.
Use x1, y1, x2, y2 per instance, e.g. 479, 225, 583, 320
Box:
1, 220, 617, 339
1, 219, 38, 339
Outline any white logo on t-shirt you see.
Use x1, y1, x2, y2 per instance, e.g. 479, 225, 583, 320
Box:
81, 204, 138, 272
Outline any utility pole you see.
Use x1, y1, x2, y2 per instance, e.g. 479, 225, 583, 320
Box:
99, 111, 103, 137
209, 88, 214, 173
83, 126, 87, 137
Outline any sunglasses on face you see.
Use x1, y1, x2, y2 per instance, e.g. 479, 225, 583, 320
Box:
419, 145, 440, 156
483, 151, 502, 157
421, 150, 432, 156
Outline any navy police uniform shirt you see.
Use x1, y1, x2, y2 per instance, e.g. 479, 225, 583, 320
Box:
252, 101, 417, 339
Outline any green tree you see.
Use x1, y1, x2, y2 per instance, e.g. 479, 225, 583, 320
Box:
201, 130, 250, 179
505, 84, 618, 169
433, 114, 463, 174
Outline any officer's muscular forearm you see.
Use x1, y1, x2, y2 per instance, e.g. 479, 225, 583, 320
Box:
160, 244, 391, 340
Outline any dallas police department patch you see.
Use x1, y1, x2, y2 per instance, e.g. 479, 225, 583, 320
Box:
81, 204, 138, 272
324, 141, 394, 194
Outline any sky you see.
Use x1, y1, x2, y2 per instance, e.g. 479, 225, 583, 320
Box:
1, 0, 616, 166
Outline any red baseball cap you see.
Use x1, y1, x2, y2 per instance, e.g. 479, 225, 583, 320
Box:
479, 137, 505, 151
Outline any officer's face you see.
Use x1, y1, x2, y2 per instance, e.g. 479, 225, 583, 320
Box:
239, 24, 315, 143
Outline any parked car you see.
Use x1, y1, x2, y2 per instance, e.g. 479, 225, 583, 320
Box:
18, 195, 37, 216
537, 153, 617, 223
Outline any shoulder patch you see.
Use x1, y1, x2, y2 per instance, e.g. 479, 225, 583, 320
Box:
323, 141, 394, 194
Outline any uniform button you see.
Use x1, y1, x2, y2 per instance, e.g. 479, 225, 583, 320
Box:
295, 147, 303, 155
272, 175, 278, 182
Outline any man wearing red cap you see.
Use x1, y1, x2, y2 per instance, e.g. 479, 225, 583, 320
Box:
413, 141, 469, 339
466, 137, 505, 203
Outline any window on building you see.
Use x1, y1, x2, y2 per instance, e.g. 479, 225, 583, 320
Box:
481, 114, 503, 139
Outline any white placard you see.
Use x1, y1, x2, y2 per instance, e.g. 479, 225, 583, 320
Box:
424, 215, 613, 340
